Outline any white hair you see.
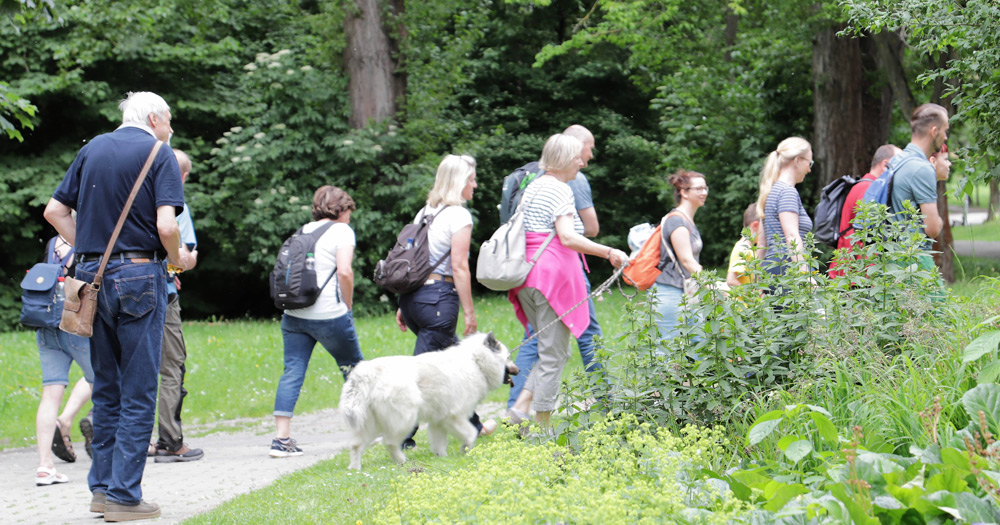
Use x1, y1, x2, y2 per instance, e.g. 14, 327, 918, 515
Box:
119, 92, 170, 125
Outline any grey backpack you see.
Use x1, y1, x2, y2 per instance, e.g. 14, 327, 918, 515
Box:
476, 193, 555, 291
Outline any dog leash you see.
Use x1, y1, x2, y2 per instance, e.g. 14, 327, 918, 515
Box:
512, 264, 628, 352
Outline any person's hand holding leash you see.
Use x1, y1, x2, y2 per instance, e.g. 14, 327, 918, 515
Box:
607, 248, 628, 268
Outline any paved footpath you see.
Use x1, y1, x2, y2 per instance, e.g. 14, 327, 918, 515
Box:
1, 402, 507, 524
1, 408, 354, 524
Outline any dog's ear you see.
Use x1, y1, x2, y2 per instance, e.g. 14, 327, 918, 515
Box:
485, 331, 501, 352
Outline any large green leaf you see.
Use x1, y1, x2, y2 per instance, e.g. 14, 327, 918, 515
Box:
960, 383, 1000, 434
979, 360, 1000, 384
963, 330, 1000, 363
808, 411, 838, 444
783, 440, 813, 463
748, 418, 783, 447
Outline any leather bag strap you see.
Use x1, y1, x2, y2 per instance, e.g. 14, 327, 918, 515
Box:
92, 141, 165, 290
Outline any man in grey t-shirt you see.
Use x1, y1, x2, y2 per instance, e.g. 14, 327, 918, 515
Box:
890, 103, 950, 242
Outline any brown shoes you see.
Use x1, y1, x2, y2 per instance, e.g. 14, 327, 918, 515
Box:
103, 500, 161, 522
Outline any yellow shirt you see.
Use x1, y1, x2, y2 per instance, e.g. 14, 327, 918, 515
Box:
727, 237, 754, 285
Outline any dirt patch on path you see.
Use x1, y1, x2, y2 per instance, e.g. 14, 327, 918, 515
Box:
1, 402, 507, 524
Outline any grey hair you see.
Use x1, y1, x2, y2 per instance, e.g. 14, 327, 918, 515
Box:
538, 134, 583, 174
119, 92, 170, 125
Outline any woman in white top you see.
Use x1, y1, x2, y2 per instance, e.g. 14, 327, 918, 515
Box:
395, 154, 490, 445
271, 186, 363, 458
506, 134, 628, 430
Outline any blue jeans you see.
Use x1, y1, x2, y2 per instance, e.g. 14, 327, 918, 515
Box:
398, 281, 460, 356
507, 275, 603, 408
77, 259, 167, 506
274, 312, 363, 417
37, 327, 94, 385
654, 283, 685, 341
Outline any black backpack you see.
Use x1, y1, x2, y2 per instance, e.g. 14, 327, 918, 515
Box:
374, 207, 450, 295
499, 162, 543, 223
270, 222, 336, 310
813, 175, 859, 247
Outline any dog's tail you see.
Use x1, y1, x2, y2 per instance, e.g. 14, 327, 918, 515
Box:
338, 363, 374, 430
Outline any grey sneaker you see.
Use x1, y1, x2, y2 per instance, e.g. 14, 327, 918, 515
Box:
154, 444, 204, 463
103, 500, 160, 522
90, 492, 106, 514
269, 437, 303, 457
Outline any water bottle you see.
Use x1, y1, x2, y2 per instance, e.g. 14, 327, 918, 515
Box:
405, 238, 414, 250
305, 253, 315, 271
55, 277, 66, 302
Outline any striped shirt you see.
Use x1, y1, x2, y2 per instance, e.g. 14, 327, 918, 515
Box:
518, 176, 584, 234
764, 181, 813, 261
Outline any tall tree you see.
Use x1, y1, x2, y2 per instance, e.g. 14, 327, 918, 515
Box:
343, 0, 405, 128
811, 25, 893, 188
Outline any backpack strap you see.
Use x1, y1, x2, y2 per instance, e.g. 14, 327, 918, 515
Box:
310, 222, 338, 298
659, 210, 693, 279
422, 205, 453, 272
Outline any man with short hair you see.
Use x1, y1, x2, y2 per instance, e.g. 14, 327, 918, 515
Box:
44, 91, 192, 522
890, 103, 950, 241
507, 124, 605, 410
828, 144, 902, 278
150, 149, 203, 463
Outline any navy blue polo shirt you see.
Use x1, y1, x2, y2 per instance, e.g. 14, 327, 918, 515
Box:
53, 126, 185, 255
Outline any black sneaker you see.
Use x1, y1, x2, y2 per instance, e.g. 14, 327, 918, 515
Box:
80, 415, 94, 460
269, 438, 303, 458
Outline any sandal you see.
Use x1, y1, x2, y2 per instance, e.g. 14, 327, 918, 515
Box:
52, 423, 76, 463
36, 466, 69, 486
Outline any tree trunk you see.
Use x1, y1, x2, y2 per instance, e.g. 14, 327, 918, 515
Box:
344, 0, 404, 128
812, 27, 892, 191
933, 180, 955, 283
872, 31, 915, 120
989, 177, 998, 222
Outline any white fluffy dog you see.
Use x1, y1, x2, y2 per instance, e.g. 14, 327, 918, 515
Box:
339, 332, 518, 470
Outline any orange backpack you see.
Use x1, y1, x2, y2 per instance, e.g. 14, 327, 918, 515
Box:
623, 211, 681, 291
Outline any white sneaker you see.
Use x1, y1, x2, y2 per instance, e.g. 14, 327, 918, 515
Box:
479, 419, 498, 437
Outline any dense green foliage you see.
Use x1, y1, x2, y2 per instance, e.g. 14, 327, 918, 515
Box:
2, 0, 997, 331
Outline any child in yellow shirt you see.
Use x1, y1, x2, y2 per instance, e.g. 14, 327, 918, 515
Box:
726, 204, 762, 288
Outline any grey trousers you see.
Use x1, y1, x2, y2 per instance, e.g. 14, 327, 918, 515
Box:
157, 294, 188, 452
517, 287, 571, 412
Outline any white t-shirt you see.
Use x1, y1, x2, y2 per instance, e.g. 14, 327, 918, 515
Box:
416, 204, 473, 276
520, 176, 584, 234
285, 220, 355, 320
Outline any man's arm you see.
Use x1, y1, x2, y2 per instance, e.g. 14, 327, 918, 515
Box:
44, 198, 76, 245
157, 205, 191, 270
578, 206, 599, 237
919, 202, 943, 239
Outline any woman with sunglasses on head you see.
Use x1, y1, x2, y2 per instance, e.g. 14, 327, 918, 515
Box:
654, 170, 708, 340
757, 137, 814, 276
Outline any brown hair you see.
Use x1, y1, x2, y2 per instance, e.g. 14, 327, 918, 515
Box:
312, 185, 356, 221
743, 203, 759, 227
910, 103, 948, 136
668, 169, 705, 205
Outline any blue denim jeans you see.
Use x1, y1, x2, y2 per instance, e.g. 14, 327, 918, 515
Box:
397, 281, 460, 356
77, 259, 167, 506
507, 274, 603, 408
654, 283, 685, 341
37, 327, 94, 385
274, 312, 364, 417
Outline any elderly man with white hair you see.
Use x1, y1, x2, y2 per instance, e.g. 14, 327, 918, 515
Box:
44, 91, 193, 522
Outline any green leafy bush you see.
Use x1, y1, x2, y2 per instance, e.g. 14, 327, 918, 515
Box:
374, 415, 752, 524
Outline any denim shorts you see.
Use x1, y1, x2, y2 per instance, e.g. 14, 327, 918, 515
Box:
38, 326, 95, 386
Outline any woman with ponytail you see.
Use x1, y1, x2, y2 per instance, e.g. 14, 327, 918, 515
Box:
757, 137, 814, 275
654, 170, 708, 340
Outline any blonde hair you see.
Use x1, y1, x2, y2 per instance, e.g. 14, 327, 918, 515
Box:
538, 134, 583, 174
756, 137, 811, 218
427, 154, 476, 208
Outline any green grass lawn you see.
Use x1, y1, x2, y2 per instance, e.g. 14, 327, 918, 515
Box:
0, 291, 604, 449
950, 220, 1000, 242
